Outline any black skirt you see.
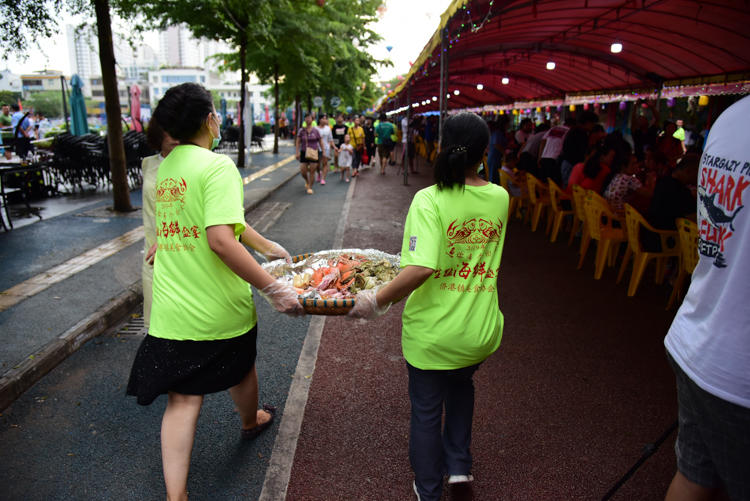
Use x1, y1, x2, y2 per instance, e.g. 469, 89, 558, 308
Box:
126, 326, 258, 406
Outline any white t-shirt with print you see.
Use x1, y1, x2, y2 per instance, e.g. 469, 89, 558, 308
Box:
664, 96, 750, 409
541, 125, 569, 159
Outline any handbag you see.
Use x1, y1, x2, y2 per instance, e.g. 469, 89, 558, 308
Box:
305, 147, 319, 161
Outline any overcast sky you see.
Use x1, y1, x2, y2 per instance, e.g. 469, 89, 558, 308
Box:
3, 0, 453, 83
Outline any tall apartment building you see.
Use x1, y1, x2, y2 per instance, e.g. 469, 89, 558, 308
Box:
66, 25, 100, 94
159, 25, 226, 72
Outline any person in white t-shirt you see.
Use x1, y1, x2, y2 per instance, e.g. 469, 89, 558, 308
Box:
663, 96, 750, 501
316, 116, 334, 185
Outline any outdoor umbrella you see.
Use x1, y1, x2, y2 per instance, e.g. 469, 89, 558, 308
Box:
130, 84, 142, 132
70, 74, 89, 136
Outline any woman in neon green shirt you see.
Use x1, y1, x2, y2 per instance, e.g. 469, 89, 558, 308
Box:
126, 83, 303, 501
350, 112, 509, 501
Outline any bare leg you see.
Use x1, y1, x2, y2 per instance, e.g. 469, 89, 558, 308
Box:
307, 164, 316, 192
321, 156, 328, 182
299, 162, 309, 187
228, 366, 272, 430
161, 392, 203, 501
664, 471, 719, 501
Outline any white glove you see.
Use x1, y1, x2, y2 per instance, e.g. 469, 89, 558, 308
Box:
347, 289, 391, 319
261, 240, 293, 264
259, 279, 305, 316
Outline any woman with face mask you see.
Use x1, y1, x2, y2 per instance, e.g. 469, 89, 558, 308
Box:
126, 83, 303, 501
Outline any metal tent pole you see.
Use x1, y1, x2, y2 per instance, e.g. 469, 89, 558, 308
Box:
438, 28, 448, 146
404, 84, 411, 185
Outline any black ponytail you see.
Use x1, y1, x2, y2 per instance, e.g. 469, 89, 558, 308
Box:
433, 112, 489, 190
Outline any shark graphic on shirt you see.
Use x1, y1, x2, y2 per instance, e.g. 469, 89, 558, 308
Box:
698, 187, 743, 231
697, 186, 744, 268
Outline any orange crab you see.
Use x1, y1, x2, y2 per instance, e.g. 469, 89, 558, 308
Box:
310, 254, 364, 292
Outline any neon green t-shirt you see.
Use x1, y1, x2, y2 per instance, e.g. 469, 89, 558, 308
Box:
673, 127, 685, 141
400, 183, 509, 370
150, 144, 257, 341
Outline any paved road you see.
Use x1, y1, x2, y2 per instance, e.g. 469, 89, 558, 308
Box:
0, 157, 356, 500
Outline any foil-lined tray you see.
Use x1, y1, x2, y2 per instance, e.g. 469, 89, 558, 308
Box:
262, 248, 400, 315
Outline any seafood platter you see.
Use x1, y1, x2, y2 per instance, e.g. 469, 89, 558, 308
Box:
263, 248, 400, 315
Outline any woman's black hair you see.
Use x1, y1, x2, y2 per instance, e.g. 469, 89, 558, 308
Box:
152, 83, 213, 142
433, 112, 490, 190
146, 117, 165, 152
583, 148, 605, 179
561, 126, 588, 165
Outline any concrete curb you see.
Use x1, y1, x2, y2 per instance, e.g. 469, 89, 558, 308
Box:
0, 159, 298, 412
0, 283, 142, 411
244, 159, 300, 215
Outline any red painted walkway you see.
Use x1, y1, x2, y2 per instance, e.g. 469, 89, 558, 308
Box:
287, 164, 677, 500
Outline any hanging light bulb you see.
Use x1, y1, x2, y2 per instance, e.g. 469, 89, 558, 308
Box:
546, 61, 556, 70
476, 83, 484, 90
501, 77, 510, 85
454, 89, 460, 95
432, 96, 437, 101
610, 42, 623, 53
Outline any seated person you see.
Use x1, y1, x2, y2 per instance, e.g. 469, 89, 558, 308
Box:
604, 148, 655, 218
642, 154, 698, 251
566, 144, 615, 195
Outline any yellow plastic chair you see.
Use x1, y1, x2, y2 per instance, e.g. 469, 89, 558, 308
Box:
548, 179, 574, 243
667, 218, 699, 309
499, 169, 529, 221
526, 173, 551, 233
616, 203, 679, 296
582, 190, 626, 279
571, 185, 590, 260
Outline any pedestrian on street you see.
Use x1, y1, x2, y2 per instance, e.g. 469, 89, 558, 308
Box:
348, 116, 365, 177
316, 115, 334, 185
125, 82, 303, 501
141, 118, 179, 329
375, 112, 396, 175
663, 95, 750, 501
331, 113, 348, 170
364, 116, 376, 168
337, 134, 353, 183
349, 112, 510, 501
296, 112, 323, 194
10, 103, 33, 158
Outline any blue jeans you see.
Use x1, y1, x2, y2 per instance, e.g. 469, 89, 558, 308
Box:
408, 362, 480, 501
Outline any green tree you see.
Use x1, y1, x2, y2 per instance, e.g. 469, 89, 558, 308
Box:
216, 0, 386, 153
24, 90, 64, 117
1, 0, 133, 212
116, 0, 273, 167
0, 90, 22, 106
